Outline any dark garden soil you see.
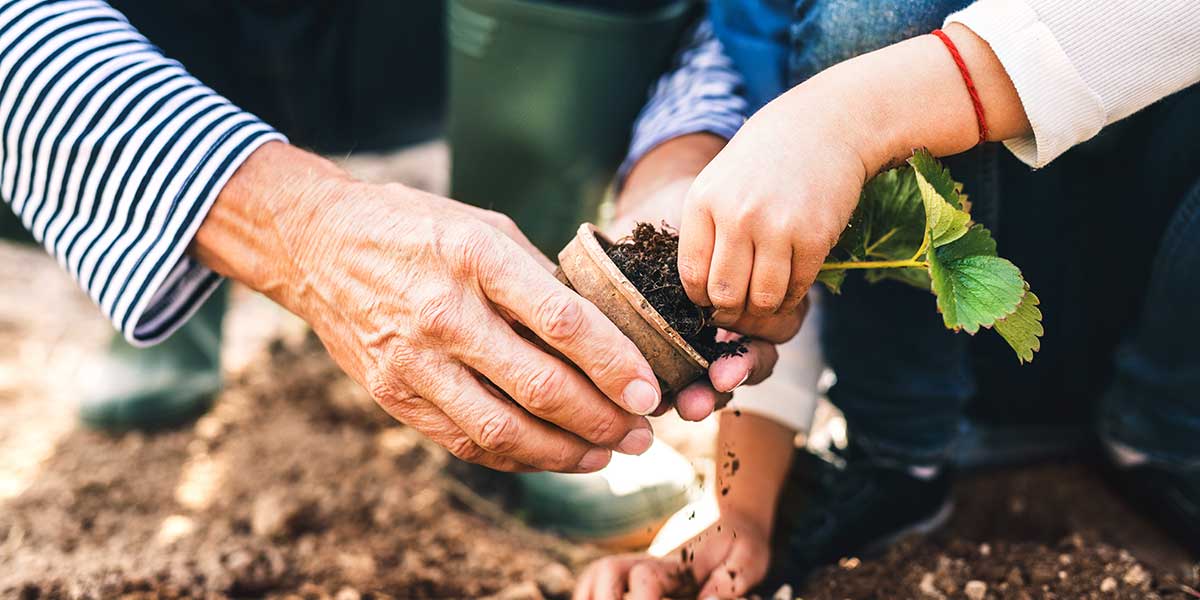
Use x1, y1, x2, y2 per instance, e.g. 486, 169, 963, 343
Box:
799, 464, 1200, 600
605, 223, 746, 362
1, 330, 1196, 599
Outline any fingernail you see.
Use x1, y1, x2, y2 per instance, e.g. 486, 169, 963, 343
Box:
577, 447, 611, 472
734, 370, 751, 389
622, 379, 660, 415
711, 309, 734, 324
616, 427, 654, 455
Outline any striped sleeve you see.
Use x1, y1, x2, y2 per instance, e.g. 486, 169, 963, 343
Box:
616, 18, 749, 186
0, 0, 285, 346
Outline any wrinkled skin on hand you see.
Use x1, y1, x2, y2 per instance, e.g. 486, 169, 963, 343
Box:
573, 512, 771, 599
194, 144, 675, 474
288, 184, 672, 472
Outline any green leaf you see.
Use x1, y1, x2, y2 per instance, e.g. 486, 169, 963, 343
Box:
827, 166, 926, 263
994, 287, 1043, 363
909, 149, 970, 248
927, 225, 1025, 334
813, 149, 1043, 363
816, 269, 846, 294
908, 148, 966, 210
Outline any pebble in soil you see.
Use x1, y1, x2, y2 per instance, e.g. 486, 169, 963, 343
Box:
604, 222, 747, 362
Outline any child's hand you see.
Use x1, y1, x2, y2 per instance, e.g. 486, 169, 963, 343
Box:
573, 513, 771, 600
678, 25, 1033, 328
678, 83, 874, 328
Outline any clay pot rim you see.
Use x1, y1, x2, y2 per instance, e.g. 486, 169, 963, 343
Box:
574, 223, 710, 370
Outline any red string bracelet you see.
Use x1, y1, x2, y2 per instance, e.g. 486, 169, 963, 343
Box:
931, 28, 989, 145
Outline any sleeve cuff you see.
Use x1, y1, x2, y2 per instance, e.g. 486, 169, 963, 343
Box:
615, 19, 749, 187
123, 129, 286, 346
616, 113, 744, 185
945, 0, 1105, 167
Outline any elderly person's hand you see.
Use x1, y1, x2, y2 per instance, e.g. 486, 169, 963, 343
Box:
613, 134, 802, 422
194, 142, 664, 472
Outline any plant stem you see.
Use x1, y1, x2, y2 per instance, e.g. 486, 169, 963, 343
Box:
820, 258, 927, 271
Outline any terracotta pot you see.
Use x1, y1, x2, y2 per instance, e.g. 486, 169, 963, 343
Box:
555, 223, 708, 393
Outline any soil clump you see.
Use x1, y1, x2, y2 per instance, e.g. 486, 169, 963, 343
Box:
605, 223, 746, 362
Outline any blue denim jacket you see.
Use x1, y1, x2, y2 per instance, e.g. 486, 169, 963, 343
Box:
709, 0, 972, 111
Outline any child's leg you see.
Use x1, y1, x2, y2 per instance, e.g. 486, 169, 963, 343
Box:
1099, 86, 1200, 471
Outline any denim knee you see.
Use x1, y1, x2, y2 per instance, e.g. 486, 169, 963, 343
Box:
788, 0, 973, 85
1100, 177, 1200, 471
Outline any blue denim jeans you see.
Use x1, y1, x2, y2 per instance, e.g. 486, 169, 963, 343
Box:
712, 0, 1200, 470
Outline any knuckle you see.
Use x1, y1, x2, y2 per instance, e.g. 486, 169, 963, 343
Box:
485, 211, 518, 234
366, 370, 416, 414
518, 366, 566, 414
585, 409, 623, 446
733, 201, 766, 228
445, 435, 485, 464
454, 225, 501, 273
536, 291, 585, 342
677, 260, 706, 291
589, 347, 627, 385
414, 292, 464, 340
476, 412, 519, 455
684, 177, 714, 207
707, 281, 741, 310
748, 290, 783, 315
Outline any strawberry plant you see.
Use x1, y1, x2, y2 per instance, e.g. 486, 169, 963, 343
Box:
817, 149, 1042, 362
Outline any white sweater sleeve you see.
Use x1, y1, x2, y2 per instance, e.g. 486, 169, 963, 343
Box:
946, 0, 1200, 168
728, 297, 826, 434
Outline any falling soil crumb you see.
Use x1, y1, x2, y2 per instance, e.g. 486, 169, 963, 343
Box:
605, 222, 747, 362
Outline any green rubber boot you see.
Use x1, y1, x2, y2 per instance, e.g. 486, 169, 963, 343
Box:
520, 440, 700, 549
447, 0, 694, 253
79, 284, 226, 432
448, 0, 698, 547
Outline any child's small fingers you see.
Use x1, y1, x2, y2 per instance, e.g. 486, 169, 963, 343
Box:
700, 535, 771, 599
571, 568, 594, 600
679, 199, 716, 308
699, 567, 739, 599
780, 242, 824, 313
710, 339, 777, 392
746, 241, 791, 316
706, 228, 753, 325
626, 561, 678, 600
674, 382, 726, 421
699, 559, 759, 600
581, 557, 638, 600
722, 306, 805, 344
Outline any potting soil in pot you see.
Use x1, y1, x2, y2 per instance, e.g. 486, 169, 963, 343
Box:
604, 223, 746, 362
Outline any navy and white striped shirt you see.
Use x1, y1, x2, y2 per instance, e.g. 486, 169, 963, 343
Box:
0, 0, 284, 345
618, 19, 749, 186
